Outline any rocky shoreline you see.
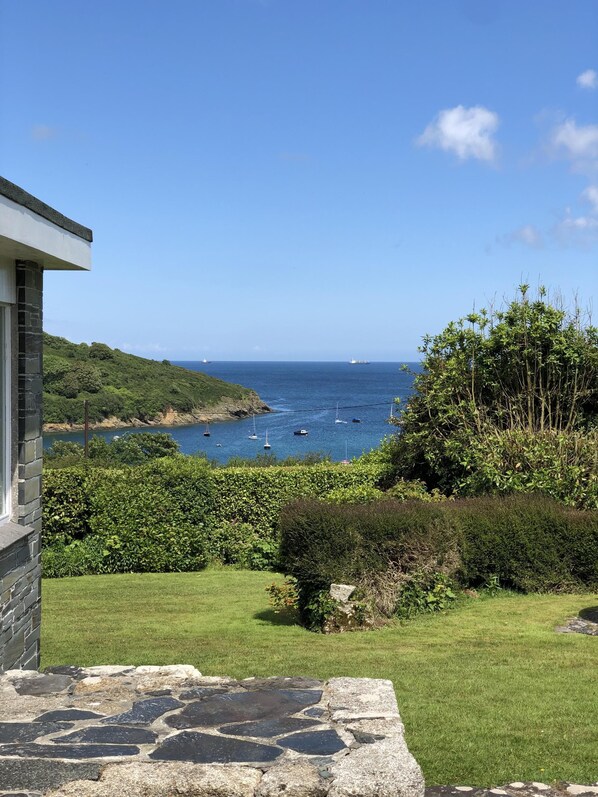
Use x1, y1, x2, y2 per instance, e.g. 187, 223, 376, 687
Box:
43, 396, 272, 434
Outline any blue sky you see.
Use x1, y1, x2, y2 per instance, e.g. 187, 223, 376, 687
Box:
1, 0, 596, 360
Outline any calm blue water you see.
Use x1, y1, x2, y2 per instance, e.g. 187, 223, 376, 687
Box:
44, 362, 418, 464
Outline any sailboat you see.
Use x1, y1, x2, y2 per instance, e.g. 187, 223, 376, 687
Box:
248, 415, 258, 440
341, 441, 350, 465
203, 422, 211, 437
264, 431, 271, 450
389, 402, 395, 421
335, 402, 348, 424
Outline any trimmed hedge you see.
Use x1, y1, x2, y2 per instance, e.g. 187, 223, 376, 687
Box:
454, 494, 598, 592
279, 499, 459, 627
42, 458, 387, 576
279, 494, 598, 629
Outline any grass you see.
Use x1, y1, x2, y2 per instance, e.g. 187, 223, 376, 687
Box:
42, 568, 598, 787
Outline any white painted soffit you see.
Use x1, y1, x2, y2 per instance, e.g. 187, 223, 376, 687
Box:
0, 194, 91, 271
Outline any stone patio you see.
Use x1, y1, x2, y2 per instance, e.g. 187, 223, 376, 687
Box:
0, 666, 423, 796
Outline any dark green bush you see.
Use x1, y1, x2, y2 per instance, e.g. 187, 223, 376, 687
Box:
43, 457, 215, 575
279, 494, 598, 630
42, 537, 107, 578
454, 494, 598, 591
279, 499, 459, 627
43, 467, 92, 546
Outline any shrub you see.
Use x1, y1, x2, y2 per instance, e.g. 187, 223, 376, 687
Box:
454, 494, 598, 591
205, 521, 278, 570
325, 484, 385, 504
211, 462, 385, 543
43, 457, 214, 574
43, 467, 92, 546
42, 537, 107, 578
391, 286, 598, 503
279, 494, 598, 631
279, 499, 459, 628
41, 459, 388, 575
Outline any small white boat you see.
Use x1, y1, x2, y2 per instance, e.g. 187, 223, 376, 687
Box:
248, 415, 258, 440
293, 429, 308, 436
202, 358, 211, 364
350, 358, 369, 364
264, 431, 271, 449
335, 402, 348, 424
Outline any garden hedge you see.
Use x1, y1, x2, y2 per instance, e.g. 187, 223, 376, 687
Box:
42, 458, 386, 576
279, 494, 598, 628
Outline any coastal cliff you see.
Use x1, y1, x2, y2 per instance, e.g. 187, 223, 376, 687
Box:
43, 333, 271, 432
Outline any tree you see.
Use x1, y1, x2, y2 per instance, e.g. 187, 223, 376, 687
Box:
390, 286, 598, 497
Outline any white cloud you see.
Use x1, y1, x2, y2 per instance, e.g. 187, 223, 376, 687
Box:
551, 119, 598, 164
553, 185, 598, 246
416, 105, 499, 162
498, 224, 543, 249
576, 69, 598, 89
121, 342, 168, 354
582, 184, 598, 212
512, 225, 543, 247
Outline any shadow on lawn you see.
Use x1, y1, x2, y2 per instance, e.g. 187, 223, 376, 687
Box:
579, 606, 598, 623
254, 609, 300, 627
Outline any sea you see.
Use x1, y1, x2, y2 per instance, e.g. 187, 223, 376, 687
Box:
43, 361, 419, 464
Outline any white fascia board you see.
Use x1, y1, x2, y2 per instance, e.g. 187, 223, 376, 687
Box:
0, 194, 91, 271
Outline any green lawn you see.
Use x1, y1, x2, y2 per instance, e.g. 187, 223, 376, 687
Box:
42, 569, 598, 787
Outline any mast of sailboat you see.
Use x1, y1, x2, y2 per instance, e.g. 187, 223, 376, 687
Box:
248, 414, 258, 440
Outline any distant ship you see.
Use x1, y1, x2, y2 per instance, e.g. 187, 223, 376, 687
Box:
201, 358, 211, 364
349, 358, 369, 364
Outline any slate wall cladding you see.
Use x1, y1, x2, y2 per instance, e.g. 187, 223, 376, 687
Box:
0, 260, 43, 672
17, 260, 44, 532
0, 525, 41, 672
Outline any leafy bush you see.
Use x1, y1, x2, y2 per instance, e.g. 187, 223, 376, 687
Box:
395, 571, 457, 619
43, 457, 215, 575
454, 494, 598, 591
43, 467, 92, 546
279, 498, 459, 628
45, 432, 181, 468
210, 462, 385, 546
325, 484, 385, 504
42, 459, 386, 575
279, 494, 598, 630
454, 429, 598, 510
42, 537, 107, 578
391, 286, 598, 502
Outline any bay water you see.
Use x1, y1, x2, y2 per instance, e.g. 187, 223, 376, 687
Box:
44, 361, 418, 464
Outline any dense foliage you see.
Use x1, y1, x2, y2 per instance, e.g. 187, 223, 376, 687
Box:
42, 458, 388, 577
390, 287, 598, 505
43, 333, 262, 425
45, 432, 181, 467
279, 494, 598, 630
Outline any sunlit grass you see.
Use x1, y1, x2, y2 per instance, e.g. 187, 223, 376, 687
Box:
42, 569, 598, 787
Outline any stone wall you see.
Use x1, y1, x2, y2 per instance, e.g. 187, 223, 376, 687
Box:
0, 260, 43, 673
16, 261, 44, 533
0, 523, 41, 671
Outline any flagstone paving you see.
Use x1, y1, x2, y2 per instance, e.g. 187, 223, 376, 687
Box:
0, 666, 422, 796
0, 667, 595, 797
